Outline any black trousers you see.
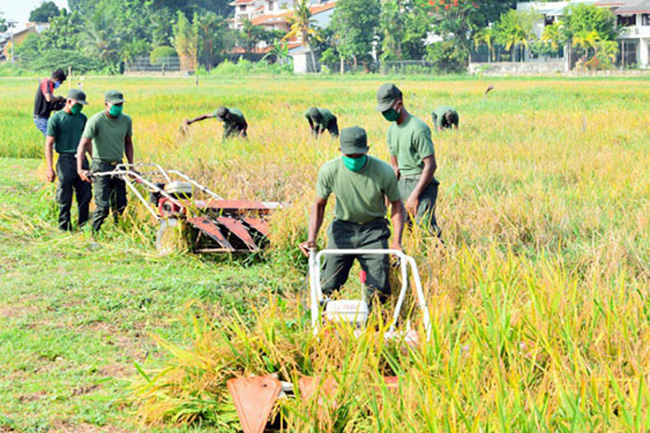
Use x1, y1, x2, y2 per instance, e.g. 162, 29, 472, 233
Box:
56, 154, 91, 231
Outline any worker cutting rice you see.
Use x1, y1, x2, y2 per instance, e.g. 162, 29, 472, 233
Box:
300, 126, 405, 304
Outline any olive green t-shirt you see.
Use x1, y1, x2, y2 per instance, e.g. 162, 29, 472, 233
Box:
305, 108, 335, 129
213, 108, 246, 138
387, 114, 435, 177
316, 156, 400, 225
46, 110, 87, 154
82, 111, 133, 162
432, 105, 457, 129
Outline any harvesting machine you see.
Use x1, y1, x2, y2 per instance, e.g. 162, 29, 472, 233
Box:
91, 163, 281, 253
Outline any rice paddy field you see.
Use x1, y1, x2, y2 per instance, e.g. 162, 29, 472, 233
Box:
2, 73, 650, 432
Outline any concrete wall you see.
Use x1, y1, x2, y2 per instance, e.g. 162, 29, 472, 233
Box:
469, 60, 567, 76
292, 51, 320, 73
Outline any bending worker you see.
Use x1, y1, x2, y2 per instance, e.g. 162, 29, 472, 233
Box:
431, 105, 459, 131
305, 107, 339, 138
77, 90, 135, 232
184, 106, 247, 140
377, 83, 441, 236
300, 126, 405, 304
44, 89, 91, 231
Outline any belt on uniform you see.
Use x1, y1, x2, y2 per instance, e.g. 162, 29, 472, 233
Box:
58, 153, 76, 157
97, 160, 122, 165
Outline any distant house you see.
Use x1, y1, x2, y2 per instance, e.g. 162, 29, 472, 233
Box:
229, 0, 336, 72
0, 22, 49, 62
517, 0, 650, 68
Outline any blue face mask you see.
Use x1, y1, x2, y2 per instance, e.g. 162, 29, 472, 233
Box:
342, 155, 367, 172
53, 81, 61, 89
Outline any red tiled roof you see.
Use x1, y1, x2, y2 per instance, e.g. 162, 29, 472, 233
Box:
310, 2, 336, 15
230, 0, 256, 6
251, 10, 291, 25
615, 0, 650, 14
229, 41, 302, 54
249, 2, 335, 26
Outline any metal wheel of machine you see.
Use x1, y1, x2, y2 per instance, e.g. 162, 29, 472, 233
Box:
155, 218, 189, 255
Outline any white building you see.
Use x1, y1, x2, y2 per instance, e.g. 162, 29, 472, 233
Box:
517, 0, 650, 68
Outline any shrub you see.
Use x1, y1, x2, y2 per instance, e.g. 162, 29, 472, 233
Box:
150, 46, 178, 66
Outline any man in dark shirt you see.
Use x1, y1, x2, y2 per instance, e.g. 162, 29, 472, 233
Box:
184, 106, 248, 141
432, 106, 459, 131
45, 89, 91, 231
34, 68, 67, 136
305, 107, 339, 137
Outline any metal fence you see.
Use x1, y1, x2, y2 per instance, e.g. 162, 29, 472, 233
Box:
125, 56, 181, 73
322, 60, 445, 75
471, 44, 564, 64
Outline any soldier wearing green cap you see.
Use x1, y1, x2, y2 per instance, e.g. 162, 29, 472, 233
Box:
300, 126, 405, 303
305, 107, 339, 138
77, 90, 134, 232
44, 89, 92, 231
376, 83, 440, 236
184, 106, 248, 141
432, 106, 459, 131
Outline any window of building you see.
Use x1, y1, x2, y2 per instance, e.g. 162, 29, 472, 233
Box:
269, 1, 274, 10
618, 14, 637, 27
544, 15, 555, 26
642, 14, 650, 26
240, 5, 246, 11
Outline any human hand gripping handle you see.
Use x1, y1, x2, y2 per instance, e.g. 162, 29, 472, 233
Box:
299, 240, 317, 257
78, 169, 92, 183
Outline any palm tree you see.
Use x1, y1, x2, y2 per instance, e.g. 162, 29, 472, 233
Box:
283, 0, 321, 72
474, 27, 495, 62
541, 21, 563, 52
80, 12, 121, 70
572, 30, 600, 60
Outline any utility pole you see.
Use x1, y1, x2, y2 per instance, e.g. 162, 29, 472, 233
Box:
8, 20, 17, 63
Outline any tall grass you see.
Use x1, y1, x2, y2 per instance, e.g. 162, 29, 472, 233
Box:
3, 75, 650, 430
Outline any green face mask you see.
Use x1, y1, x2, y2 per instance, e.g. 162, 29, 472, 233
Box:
108, 104, 123, 117
342, 155, 367, 173
70, 103, 83, 115
382, 108, 400, 122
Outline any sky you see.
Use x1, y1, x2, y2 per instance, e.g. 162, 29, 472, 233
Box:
1, 0, 69, 26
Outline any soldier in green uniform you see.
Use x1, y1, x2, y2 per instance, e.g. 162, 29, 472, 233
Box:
77, 90, 134, 232
376, 83, 440, 235
300, 126, 405, 304
305, 107, 339, 137
44, 89, 92, 231
431, 106, 459, 131
184, 106, 248, 140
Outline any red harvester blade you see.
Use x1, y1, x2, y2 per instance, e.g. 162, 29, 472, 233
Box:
244, 218, 270, 236
187, 217, 235, 251
217, 216, 260, 251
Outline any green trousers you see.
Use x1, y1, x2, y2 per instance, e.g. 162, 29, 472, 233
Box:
90, 160, 127, 232
321, 218, 391, 303
399, 176, 440, 235
56, 154, 91, 231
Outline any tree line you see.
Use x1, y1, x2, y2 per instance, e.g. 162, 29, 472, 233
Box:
5, 0, 621, 73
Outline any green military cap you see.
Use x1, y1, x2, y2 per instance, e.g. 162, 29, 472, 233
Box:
340, 126, 369, 155
376, 83, 402, 112
105, 90, 124, 104
215, 106, 229, 121
67, 89, 89, 105
307, 107, 322, 121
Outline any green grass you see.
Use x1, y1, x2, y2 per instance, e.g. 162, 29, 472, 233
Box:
0, 158, 290, 432
2, 74, 650, 431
